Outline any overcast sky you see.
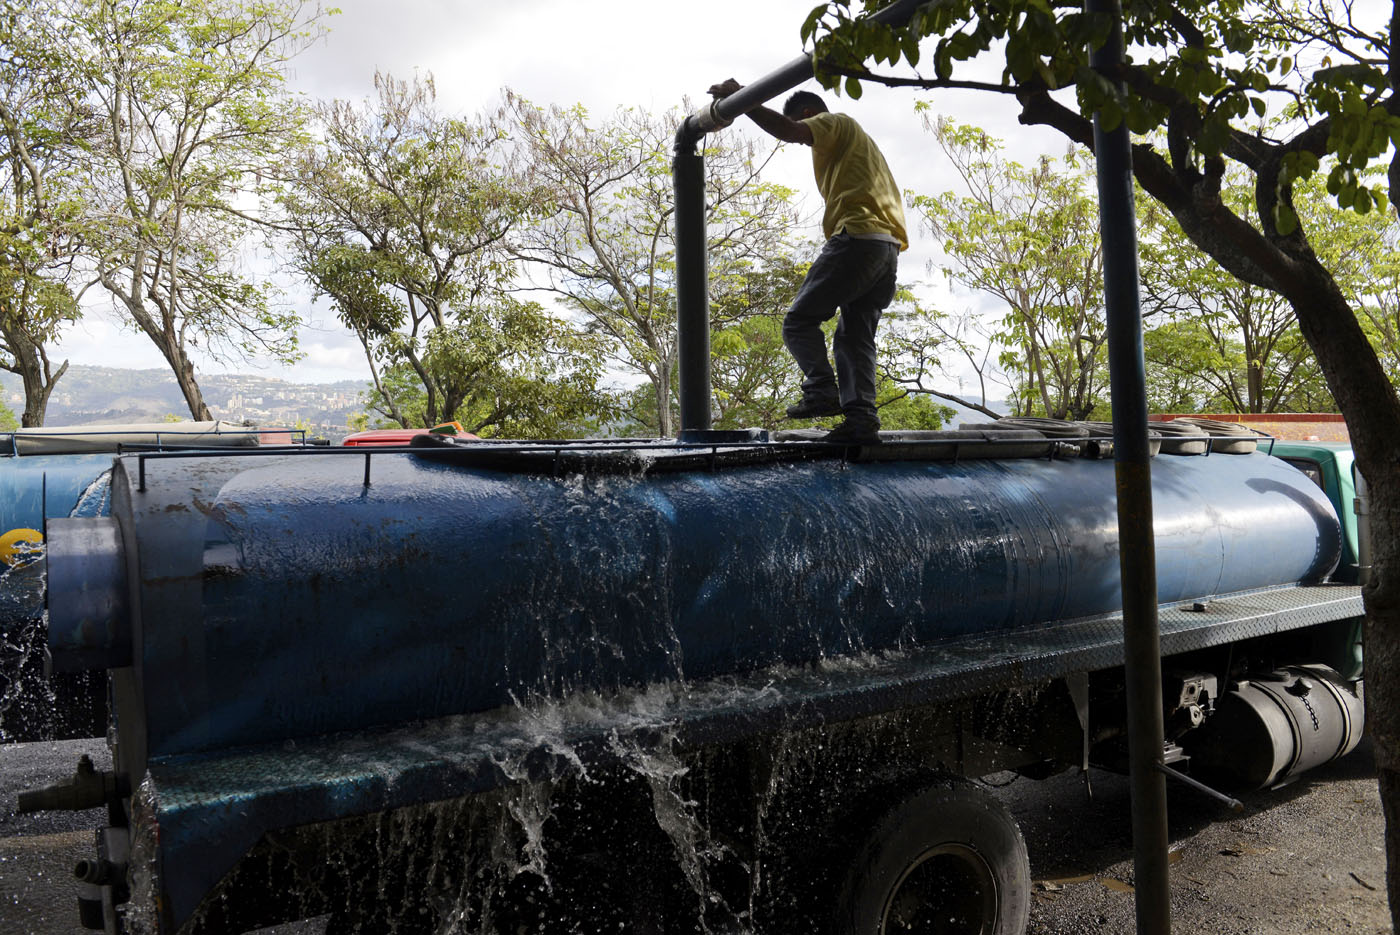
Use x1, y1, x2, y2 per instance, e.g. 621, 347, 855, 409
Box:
58, 0, 1070, 386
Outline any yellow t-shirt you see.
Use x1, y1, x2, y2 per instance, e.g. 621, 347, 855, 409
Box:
803, 112, 908, 251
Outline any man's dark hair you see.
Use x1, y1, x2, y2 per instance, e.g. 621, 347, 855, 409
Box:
782, 91, 828, 119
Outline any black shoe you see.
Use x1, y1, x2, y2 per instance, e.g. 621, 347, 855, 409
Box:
822, 420, 881, 445
785, 395, 843, 419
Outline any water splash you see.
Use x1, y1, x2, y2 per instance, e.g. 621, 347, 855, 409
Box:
0, 541, 53, 743
608, 730, 748, 935
124, 776, 163, 935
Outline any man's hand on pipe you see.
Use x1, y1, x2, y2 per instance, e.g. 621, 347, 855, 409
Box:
708, 78, 743, 99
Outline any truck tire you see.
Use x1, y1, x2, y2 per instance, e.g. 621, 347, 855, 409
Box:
835, 777, 1030, 935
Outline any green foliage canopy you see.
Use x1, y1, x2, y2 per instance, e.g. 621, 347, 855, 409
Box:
284, 75, 614, 437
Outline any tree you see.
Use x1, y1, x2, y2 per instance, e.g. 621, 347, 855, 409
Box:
353, 305, 615, 438
506, 94, 802, 437
709, 253, 809, 429
1300, 171, 1400, 390
78, 0, 320, 420
1137, 171, 1350, 413
804, 0, 1400, 917
911, 117, 1108, 420
0, 0, 87, 426
284, 75, 612, 437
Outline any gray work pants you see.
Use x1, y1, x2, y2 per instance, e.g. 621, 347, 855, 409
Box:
783, 233, 899, 424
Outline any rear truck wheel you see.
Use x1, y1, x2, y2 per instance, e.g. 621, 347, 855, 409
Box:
836, 777, 1030, 935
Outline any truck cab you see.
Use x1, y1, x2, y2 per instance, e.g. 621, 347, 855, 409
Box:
1268, 441, 1364, 582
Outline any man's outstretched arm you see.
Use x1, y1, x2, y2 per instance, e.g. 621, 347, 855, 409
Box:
707, 79, 814, 146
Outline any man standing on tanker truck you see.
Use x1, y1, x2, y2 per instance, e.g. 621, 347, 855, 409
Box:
708, 79, 908, 446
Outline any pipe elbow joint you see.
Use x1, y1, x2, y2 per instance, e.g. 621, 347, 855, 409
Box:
674, 117, 708, 156
674, 101, 733, 156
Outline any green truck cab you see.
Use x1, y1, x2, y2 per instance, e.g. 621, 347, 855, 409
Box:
1268, 439, 1368, 680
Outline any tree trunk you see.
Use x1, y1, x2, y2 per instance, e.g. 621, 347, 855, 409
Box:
4, 330, 67, 427
18, 357, 63, 427
1283, 267, 1400, 931
169, 351, 212, 422
654, 362, 673, 438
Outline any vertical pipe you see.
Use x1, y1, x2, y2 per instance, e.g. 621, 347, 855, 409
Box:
673, 136, 711, 434
1088, 0, 1173, 931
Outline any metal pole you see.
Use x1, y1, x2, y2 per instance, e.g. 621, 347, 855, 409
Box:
1088, 0, 1173, 931
673, 141, 711, 433
671, 0, 927, 435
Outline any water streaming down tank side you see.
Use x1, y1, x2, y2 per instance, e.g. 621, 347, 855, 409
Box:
166, 684, 810, 934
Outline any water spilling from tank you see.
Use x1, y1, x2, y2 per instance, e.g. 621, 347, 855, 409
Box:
0, 468, 110, 743
122, 777, 163, 935
72, 468, 114, 518
167, 663, 932, 935
0, 538, 52, 744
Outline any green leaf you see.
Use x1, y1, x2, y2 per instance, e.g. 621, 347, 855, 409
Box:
1125, 104, 1156, 134
1098, 101, 1123, 133
935, 45, 953, 80
901, 32, 920, 67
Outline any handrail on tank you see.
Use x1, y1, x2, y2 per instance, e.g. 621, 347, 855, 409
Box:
670, 0, 928, 435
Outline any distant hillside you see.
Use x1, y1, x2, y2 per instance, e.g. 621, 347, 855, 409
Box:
0, 366, 369, 438
939, 396, 1008, 426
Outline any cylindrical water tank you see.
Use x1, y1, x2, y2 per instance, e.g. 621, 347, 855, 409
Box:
50, 448, 1342, 757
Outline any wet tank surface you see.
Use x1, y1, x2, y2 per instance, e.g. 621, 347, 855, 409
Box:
0, 738, 1386, 934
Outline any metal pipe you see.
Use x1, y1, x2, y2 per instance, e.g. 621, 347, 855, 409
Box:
674, 145, 711, 432
675, 0, 928, 149
1154, 761, 1244, 812
1088, 0, 1173, 931
671, 0, 927, 434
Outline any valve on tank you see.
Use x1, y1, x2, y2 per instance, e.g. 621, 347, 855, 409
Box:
1183, 664, 1363, 792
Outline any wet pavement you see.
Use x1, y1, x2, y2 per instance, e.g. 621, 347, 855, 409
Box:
1, 738, 109, 935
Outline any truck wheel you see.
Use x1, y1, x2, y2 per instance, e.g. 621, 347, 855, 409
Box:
836, 777, 1030, 935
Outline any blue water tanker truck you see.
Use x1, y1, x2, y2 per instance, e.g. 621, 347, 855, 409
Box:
16, 420, 1367, 934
